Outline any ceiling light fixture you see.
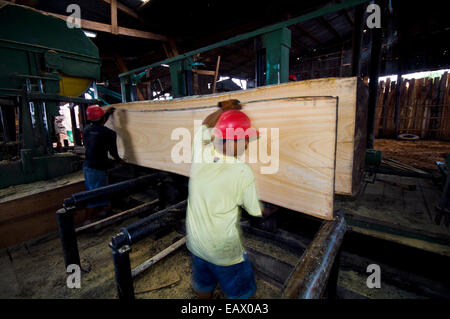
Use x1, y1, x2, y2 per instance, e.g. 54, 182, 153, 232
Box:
83, 30, 97, 38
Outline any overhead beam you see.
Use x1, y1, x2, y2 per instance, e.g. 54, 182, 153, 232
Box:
110, 0, 118, 35
100, 0, 152, 27
336, 0, 355, 25
162, 38, 179, 58
101, 0, 139, 20
41, 10, 168, 41
192, 69, 216, 76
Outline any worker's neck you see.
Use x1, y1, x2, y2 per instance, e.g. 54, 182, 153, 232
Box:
213, 144, 237, 158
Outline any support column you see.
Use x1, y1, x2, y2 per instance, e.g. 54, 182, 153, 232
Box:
351, 4, 364, 77
69, 104, 81, 146
262, 28, 291, 85
169, 57, 193, 98
366, 4, 383, 149
110, 232, 135, 300
56, 207, 80, 269
254, 37, 265, 87
120, 76, 132, 103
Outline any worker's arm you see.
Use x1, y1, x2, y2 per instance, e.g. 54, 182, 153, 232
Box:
240, 177, 279, 218
108, 131, 125, 164
241, 181, 263, 217
202, 99, 243, 128
103, 106, 116, 123
203, 109, 223, 128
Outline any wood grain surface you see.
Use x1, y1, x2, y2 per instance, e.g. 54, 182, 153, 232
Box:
110, 77, 367, 195
109, 96, 338, 219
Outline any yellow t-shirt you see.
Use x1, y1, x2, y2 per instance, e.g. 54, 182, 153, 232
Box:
186, 125, 262, 266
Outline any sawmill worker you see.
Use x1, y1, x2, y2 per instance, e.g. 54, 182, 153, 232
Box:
186, 99, 277, 299
83, 105, 125, 223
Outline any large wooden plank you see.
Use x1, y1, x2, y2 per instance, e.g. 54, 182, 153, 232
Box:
0, 181, 85, 248
111, 77, 368, 195
110, 96, 338, 220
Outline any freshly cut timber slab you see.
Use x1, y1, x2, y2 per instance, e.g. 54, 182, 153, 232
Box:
112, 77, 368, 195
109, 96, 338, 220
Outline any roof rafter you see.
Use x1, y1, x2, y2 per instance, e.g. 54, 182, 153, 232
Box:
294, 24, 323, 44
317, 16, 342, 39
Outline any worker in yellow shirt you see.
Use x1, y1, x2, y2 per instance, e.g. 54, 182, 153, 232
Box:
186, 99, 277, 299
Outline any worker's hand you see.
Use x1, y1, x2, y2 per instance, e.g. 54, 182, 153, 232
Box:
262, 202, 279, 217
203, 109, 223, 128
218, 99, 242, 111
106, 107, 116, 114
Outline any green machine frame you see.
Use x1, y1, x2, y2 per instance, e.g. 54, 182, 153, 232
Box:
119, 0, 369, 101
0, 3, 101, 188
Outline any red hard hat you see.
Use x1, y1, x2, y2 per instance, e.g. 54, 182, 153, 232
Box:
86, 105, 105, 121
213, 110, 258, 140
289, 74, 298, 81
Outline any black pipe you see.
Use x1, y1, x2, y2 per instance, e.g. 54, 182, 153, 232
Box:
120, 200, 186, 245
63, 173, 159, 208
56, 207, 80, 269
109, 200, 186, 299
255, 37, 265, 87
111, 243, 135, 300
281, 210, 347, 299
351, 4, 364, 77
439, 175, 450, 211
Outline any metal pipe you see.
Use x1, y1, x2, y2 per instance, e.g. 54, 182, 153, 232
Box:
351, 4, 364, 77
438, 174, 450, 211
56, 207, 81, 269
281, 210, 347, 299
63, 173, 159, 208
120, 200, 186, 245
111, 244, 135, 300
76, 199, 159, 234
132, 236, 186, 278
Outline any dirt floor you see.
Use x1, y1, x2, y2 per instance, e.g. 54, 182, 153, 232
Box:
0, 207, 432, 299
335, 172, 450, 257
0, 216, 282, 299
374, 139, 450, 170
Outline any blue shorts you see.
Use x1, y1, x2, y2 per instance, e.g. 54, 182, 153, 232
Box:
190, 252, 257, 299
83, 165, 109, 208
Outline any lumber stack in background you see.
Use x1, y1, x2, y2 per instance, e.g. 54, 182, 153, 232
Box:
109, 96, 338, 220
109, 77, 368, 196
375, 72, 450, 140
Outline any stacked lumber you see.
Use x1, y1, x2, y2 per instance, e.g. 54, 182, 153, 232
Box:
375, 72, 450, 140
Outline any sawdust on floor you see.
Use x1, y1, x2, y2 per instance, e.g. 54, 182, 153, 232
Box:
374, 139, 450, 171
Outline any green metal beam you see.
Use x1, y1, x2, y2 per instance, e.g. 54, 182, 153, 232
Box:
263, 27, 291, 85
119, 0, 370, 79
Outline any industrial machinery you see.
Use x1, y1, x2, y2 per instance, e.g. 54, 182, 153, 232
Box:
0, 2, 101, 188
